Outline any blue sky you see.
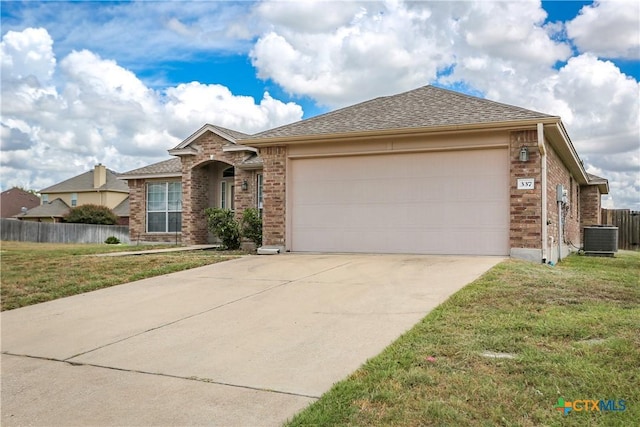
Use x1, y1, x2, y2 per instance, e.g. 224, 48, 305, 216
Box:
1, 0, 639, 209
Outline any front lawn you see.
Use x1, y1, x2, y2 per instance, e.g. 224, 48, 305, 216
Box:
287, 252, 640, 426
0, 241, 241, 311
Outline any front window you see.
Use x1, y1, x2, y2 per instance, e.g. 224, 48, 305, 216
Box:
71, 193, 78, 207
42, 194, 48, 204
147, 182, 182, 232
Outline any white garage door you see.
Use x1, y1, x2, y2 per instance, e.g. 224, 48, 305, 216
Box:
289, 149, 509, 255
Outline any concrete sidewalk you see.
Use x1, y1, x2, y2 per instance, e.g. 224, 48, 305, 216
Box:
1, 254, 503, 426
95, 244, 219, 256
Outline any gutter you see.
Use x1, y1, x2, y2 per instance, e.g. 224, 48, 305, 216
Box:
537, 123, 548, 264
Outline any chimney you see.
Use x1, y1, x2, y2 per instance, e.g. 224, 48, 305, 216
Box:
94, 163, 107, 188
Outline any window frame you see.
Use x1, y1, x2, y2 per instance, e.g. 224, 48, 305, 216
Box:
256, 173, 263, 210
146, 181, 182, 233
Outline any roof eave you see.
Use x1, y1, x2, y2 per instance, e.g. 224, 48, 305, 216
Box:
241, 117, 561, 147
222, 144, 258, 153
236, 163, 264, 171
586, 179, 610, 194
118, 173, 182, 180
171, 124, 241, 151
168, 147, 198, 156
543, 122, 589, 185
41, 188, 129, 194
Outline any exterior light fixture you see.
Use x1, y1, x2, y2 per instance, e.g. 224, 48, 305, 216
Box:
242, 179, 248, 191
519, 146, 529, 162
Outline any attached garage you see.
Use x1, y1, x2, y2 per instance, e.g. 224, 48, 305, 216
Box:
289, 148, 510, 255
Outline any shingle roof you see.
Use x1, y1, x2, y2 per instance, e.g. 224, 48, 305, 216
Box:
244, 85, 556, 141
171, 124, 252, 151
112, 197, 129, 217
211, 125, 251, 141
18, 198, 70, 218
1, 187, 41, 218
41, 168, 129, 193
119, 158, 182, 177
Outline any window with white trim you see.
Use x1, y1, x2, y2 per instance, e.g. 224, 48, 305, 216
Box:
71, 193, 78, 207
147, 182, 182, 232
220, 167, 235, 210
257, 173, 263, 210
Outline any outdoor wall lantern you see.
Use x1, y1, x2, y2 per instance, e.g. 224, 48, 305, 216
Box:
242, 179, 248, 191
519, 146, 529, 162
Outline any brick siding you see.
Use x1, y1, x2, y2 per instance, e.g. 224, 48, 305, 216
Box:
127, 131, 260, 245
259, 146, 287, 247
546, 144, 580, 247
509, 130, 542, 249
579, 184, 602, 241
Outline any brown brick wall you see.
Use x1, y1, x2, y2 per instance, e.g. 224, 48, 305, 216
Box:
260, 146, 287, 247
509, 130, 542, 249
127, 130, 261, 245
546, 144, 581, 247
179, 132, 259, 245
579, 185, 602, 241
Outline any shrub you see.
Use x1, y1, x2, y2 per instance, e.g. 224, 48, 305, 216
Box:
105, 236, 120, 244
242, 208, 262, 248
205, 208, 241, 250
64, 204, 118, 225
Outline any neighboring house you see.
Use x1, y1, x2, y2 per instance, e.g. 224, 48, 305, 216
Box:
0, 187, 40, 218
120, 85, 608, 263
15, 198, 70, 223
19, 164, 130, 222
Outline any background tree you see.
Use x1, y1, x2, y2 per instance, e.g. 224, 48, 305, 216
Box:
64, 204, 118, 225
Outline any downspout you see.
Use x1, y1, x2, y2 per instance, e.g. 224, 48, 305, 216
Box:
537, 123, 548, 264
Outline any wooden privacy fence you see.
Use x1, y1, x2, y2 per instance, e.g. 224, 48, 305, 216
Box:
601, 209, 640, 251
0, 219, 130, 244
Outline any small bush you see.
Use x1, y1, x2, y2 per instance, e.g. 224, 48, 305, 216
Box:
104, 236, 120, 244
64, 204, 118, 225
242, 208, 262, 248
205, 208, 240, 250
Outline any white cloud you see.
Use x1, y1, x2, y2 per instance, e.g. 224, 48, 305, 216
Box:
1, 0, 639, 210
0, 28, 303, 192
567, 0, 640, 59
251, 1, 459, 106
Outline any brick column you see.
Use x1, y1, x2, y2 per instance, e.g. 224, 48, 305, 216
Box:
128, 179, 145, 243
260, 146, 286, 247
181, 161, 210, 245
509, 130, 542, 251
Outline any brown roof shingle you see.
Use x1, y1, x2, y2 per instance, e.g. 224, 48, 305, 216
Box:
1, 187, 41, 218
119, 158, 182, 177
41, 168, 129, 193
243, 85, 556, 141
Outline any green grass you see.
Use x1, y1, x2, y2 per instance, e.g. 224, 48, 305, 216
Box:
287, 252, 640, 426
0, 241, 242, 311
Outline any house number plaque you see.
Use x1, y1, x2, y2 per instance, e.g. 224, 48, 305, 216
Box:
517, 178, 535, 190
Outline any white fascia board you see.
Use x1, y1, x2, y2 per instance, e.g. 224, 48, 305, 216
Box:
222, 144, 258, 153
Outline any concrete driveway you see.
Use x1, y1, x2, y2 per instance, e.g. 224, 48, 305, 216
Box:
1, 254, 502, 426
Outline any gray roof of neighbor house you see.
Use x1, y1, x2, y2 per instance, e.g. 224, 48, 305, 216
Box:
112, 197, 130, 217
41, 168, 129, 193
243, 85, 556, 142
1, 187, 41, 218
118, 158, 182, 178
17, 198, 70, 218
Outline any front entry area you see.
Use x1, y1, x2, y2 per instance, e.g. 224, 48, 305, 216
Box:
289, 149, 510, 255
